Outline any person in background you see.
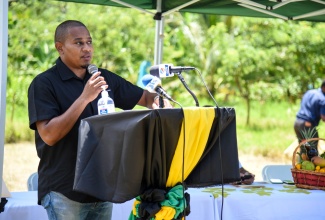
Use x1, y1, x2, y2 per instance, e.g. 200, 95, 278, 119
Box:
294, 80, 325, 149
28, 20, 172, 220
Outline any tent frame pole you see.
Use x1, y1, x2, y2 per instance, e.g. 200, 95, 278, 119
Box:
0, 0, 8, 195
154, 0, 164, 65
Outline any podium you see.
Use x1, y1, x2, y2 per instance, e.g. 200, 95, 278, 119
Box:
73, 107, 240, 203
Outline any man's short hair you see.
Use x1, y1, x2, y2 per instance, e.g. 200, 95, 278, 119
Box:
54, 20, 87, 43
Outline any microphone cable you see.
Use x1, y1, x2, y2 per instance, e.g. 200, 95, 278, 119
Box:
217, 108, 225, 220
194, 68, 219, 107
157, 101, 187, 219
181, 105, 187, 220
176, 72, 200, 107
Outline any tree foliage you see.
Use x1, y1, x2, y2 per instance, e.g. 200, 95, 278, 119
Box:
5, 0, 325, 142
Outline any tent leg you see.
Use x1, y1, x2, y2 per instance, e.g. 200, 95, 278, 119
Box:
154, 17, 165, 65
154, 0, 164, 65
0, 0, 8, 195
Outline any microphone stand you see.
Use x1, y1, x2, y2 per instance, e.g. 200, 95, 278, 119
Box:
176, 71, 199, 107
159, 96, 164, 108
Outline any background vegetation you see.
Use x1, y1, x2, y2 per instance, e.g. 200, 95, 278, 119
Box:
5, 0, 325, 159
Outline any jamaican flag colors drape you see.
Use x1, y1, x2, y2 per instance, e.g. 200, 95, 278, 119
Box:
129, 107, 215, 219
165, 107, 215, 187
74, 107, 240, 204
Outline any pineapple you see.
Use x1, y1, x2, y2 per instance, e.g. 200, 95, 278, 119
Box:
299, 127, 319, 161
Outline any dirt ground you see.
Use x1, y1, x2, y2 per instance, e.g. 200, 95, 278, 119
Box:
238, 153, 291, 181
2, 142, 292, 192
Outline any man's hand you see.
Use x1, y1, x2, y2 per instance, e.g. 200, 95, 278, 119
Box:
152, 96, 173, 109
81, 71, 108, 103
138, 90, 174, 109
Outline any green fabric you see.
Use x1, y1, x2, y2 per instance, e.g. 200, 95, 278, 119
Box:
57, 0, 325, 22
160, 184, 186, 218
129, 185, 186, 220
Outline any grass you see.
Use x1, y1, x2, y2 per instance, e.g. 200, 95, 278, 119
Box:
235, 100, 299, 157
4, 99, 325, 191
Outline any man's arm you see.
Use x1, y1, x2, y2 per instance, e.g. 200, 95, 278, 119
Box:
36, 72, 107, 146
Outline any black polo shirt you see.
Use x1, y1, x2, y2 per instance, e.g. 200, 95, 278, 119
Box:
28, 58, 143, 204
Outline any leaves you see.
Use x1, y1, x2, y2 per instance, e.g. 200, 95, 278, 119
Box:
6, 0, 325, 142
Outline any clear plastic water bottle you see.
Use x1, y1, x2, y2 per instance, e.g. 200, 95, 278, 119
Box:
97, 89, 115, 115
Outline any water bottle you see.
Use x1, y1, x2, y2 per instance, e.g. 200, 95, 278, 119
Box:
97, 89, 115, 115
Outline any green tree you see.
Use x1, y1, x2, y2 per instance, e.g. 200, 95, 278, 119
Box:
6, 0, 325, 142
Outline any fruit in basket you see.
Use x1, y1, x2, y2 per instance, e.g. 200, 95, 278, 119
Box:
300, 142, 319, 160
299, 128, 319, 160
301, 160, 315, 171
295, 163, 302, 170
307, 147, 318, 159
311, 156, 325, 167
300, 153, 308, 160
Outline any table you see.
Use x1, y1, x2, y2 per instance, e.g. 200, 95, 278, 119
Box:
201, 182, 325, 220
0, 189, 215, 220
0, 191, 47, 220
2, 183, 324, 220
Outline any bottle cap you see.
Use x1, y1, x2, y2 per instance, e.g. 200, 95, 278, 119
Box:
101, 88, 108, 98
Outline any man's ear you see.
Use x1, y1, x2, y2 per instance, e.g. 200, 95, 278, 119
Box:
55, 42, 63, 54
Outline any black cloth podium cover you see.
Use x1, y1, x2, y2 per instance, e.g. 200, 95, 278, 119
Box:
73, 107, 240, 203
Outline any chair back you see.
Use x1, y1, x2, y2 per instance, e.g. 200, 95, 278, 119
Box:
262, 165, 293, 182
27, 172, 38, 191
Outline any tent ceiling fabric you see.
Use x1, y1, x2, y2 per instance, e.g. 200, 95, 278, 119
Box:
58, 0, 325, 22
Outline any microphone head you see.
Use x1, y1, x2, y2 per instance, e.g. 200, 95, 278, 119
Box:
141, 74, 154, 87
149, 65, 160, 78
141, 75, 161, 93
87, 64, 98, 74
149, 64, 174, 78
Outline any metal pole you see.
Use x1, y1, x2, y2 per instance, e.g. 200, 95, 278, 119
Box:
0, 0, 9, 195
154, 0, 164, 65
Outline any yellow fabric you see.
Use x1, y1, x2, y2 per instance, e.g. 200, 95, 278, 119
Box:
166, 107, 215, 187
132, 200, 141, 216
155, 206, 176, 220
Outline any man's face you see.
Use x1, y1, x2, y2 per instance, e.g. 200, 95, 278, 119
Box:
56, 26, 93, 70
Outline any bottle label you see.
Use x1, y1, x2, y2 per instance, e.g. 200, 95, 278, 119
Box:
98, 96, 115, 115
99, 108, 109, 115
98, 104, 115, 115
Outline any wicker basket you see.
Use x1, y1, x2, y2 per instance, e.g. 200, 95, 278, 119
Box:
291, 138, 325, 190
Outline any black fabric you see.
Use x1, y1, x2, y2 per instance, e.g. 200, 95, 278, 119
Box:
178, 192, 191, 219
0, 198, 8, 213
28, 57, 143, 204
185, 107, 240, 186
138, 188, 166, 218
74, 108, 183, 202
74, 107, 240, 203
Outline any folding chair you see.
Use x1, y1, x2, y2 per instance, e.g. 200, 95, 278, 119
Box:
261, 165, 293, 183
27, 172, 38, 191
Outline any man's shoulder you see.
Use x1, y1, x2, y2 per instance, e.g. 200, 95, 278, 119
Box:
34, 65, 58, 79
30, 65, 59, 88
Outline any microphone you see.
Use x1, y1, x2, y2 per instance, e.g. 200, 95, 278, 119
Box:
87, 64, 98, 74
141, 75, 174, 102
149, 64, 195, 78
